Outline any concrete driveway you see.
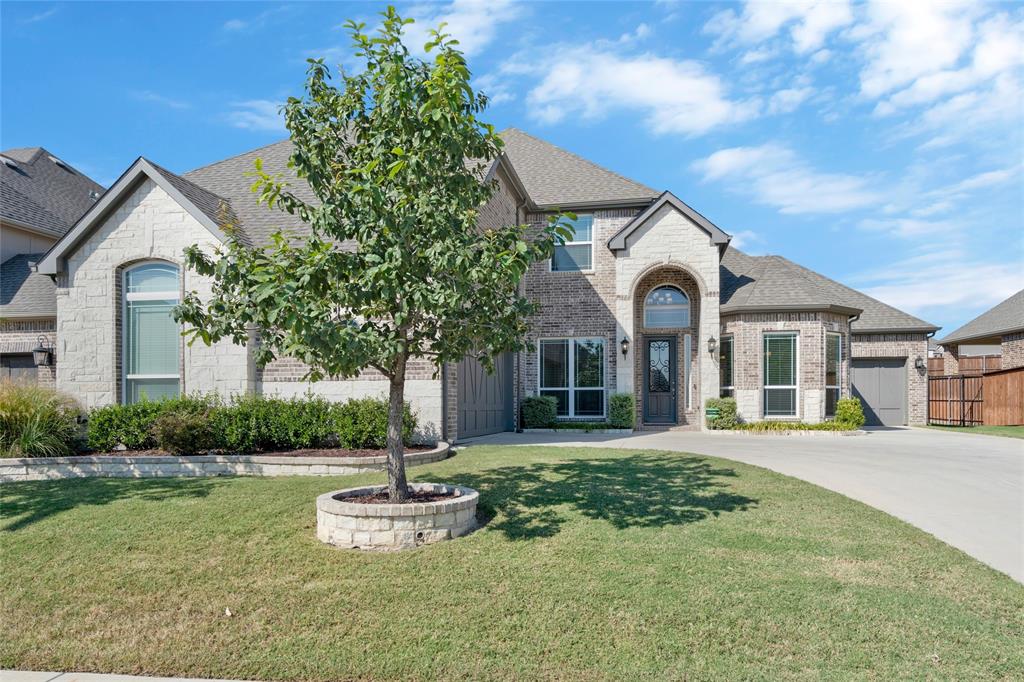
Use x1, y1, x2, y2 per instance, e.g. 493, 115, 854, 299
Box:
465, 427, 1023, 582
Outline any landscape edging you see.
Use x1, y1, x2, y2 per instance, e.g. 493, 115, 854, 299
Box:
0, 442, 451, 483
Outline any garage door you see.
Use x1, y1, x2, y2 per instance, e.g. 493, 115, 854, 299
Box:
851, 358, 907, 426
457, 352, 513, 439
1, 354, 38, 383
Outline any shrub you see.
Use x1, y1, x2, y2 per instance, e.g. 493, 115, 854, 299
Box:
522, 395, 557, 428
736, 420, 857, 432
608, 393, 635, 429
0, 381, 82, 457
330, 397, 416, 450
834, 397, 865, 428
152, 409, 217, 455
705, 397, 738, 430
87, 394, 217, 451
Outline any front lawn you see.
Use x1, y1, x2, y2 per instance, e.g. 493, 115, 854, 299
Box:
925, 424, 1024, 439
2, 446, 1021, 680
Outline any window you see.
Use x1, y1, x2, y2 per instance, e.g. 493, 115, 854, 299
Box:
644, 286, 690, 328
763, 333, 797, 417
539, 338, 605, 417
123, 263, 180, 404
720, 335, 734, 398
825, 332, 842, 418
551, 214, 593, 272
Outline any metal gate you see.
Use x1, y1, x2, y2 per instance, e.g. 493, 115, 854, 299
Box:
457, 352, 513, 439
852, 358, 907, 426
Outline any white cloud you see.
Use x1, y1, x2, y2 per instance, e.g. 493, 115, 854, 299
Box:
856, 217, 958, 238
131, 90, 190, 110
692, 144, 880, 214
854, 249, 1024, 318
524, 50, 758, 135
226, 100, 284, 131
223, 18, 248, 31
729, 229, 763, 251
704, 1, 853, 53
767, 86, 814, 114
222, 6, 292, 33
22, 6, 58, 24
404, 0, 524, 57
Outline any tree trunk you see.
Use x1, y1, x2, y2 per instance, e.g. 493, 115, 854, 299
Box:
386, 353, 409, 503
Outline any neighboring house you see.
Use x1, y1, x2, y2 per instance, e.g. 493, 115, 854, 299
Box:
1, 148, 104, 384
937, 290, 1024, 374
33, 129, 938, 435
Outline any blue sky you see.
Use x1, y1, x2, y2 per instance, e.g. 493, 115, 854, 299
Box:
2, 1, 1022, 334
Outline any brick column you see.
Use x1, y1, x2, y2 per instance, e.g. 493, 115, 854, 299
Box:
942, 345, 960, 375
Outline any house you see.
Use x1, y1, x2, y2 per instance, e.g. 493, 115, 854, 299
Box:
1, 148, 104, 384
30, 129, 937, 436
937, 290, 1024, 374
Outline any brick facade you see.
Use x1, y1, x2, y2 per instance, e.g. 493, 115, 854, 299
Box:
851, 333, 929, 425
0, 318, 57, 387
720, 312, 850, 423
1001, 332, 1024, 369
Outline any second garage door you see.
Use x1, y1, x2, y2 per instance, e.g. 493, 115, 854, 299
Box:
457, 352, 513, 439
851, 358, 907, 426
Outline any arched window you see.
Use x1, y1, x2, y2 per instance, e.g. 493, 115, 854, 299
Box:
122, 262, 180, 403
644, 286, 690, 328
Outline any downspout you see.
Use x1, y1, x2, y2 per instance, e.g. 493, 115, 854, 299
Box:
515, 195, 528, 432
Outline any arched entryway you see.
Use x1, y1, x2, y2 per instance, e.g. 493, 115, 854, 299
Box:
632, 266, 702, 427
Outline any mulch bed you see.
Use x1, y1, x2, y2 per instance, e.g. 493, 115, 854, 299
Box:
77, 446, 435, 459
342, 489, 459, 504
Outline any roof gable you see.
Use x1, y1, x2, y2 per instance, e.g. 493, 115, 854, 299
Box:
36, 158, 234, 275
939, 289, 1024, 344
1, 146, 104, 238
608, 191, 731, 251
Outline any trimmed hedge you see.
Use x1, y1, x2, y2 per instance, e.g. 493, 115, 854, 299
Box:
522, 395, 557, 428
736, 420, 859, 432
608, 393, 635, 429
834, 397, 866, 428
88, 394, 417, 453
705, 397, 738, 430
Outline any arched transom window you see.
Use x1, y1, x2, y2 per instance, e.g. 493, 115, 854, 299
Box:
644, 286, 690, 328
123, 262, 180, 404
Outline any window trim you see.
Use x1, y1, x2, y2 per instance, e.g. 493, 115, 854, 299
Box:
121, 261, 181, 404
719, 334, 734, 398
643, 284, 691, 329
824, 331, 842, 418
537, 337, 607, 418
763, 331, 799, 418
549, 214, 594, 273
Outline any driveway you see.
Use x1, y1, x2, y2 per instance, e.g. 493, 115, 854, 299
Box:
465, 427, 1023, 582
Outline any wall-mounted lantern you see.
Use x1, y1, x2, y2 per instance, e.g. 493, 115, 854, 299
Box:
32, 336, 53, 367
620, 337, 630, 357
707, 336, 717, 356
914, 356, 926, 371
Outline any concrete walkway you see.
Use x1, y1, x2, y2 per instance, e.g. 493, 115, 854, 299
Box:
464, 427, 1024, 582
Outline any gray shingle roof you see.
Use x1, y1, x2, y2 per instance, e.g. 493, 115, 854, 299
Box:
147, 160, 245, 245
1, 253, 56, 318
721, 247, 939, 333
938, 289, 1024, 344
1, 147, 104, 237
499, 128, 659, 208
184, 140, 315, 246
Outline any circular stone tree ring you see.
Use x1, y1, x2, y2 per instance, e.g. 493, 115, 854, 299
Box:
316, 483, 479, 550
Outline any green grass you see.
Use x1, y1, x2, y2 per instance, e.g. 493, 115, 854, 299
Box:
2, 446, 1022, 681
924, 424, 1024, 439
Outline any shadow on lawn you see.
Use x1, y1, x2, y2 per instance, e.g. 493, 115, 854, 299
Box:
0, 477, 228, 532
448, 453, 757, 540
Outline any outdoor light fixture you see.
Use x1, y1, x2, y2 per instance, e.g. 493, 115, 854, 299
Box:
707, 336, 717, 355
32, 336, 53, 367
914, 356, 926, 371
621, 337, 630, 356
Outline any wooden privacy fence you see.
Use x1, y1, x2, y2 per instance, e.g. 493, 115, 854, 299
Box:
928, 355, 1001, 376
928, 367, 1024, 426
929, 375, 984, 425
981, 367, 1024, 426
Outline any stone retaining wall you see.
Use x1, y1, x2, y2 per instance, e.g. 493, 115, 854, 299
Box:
0, 443, 450, 483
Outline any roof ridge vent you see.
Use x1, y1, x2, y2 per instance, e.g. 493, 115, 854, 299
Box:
0, 155, 20, 170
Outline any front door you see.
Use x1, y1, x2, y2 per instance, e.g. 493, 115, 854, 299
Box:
644, 337, 677, 424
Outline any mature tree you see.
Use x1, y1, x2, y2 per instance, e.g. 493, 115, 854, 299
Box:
174, 8, 568, 501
